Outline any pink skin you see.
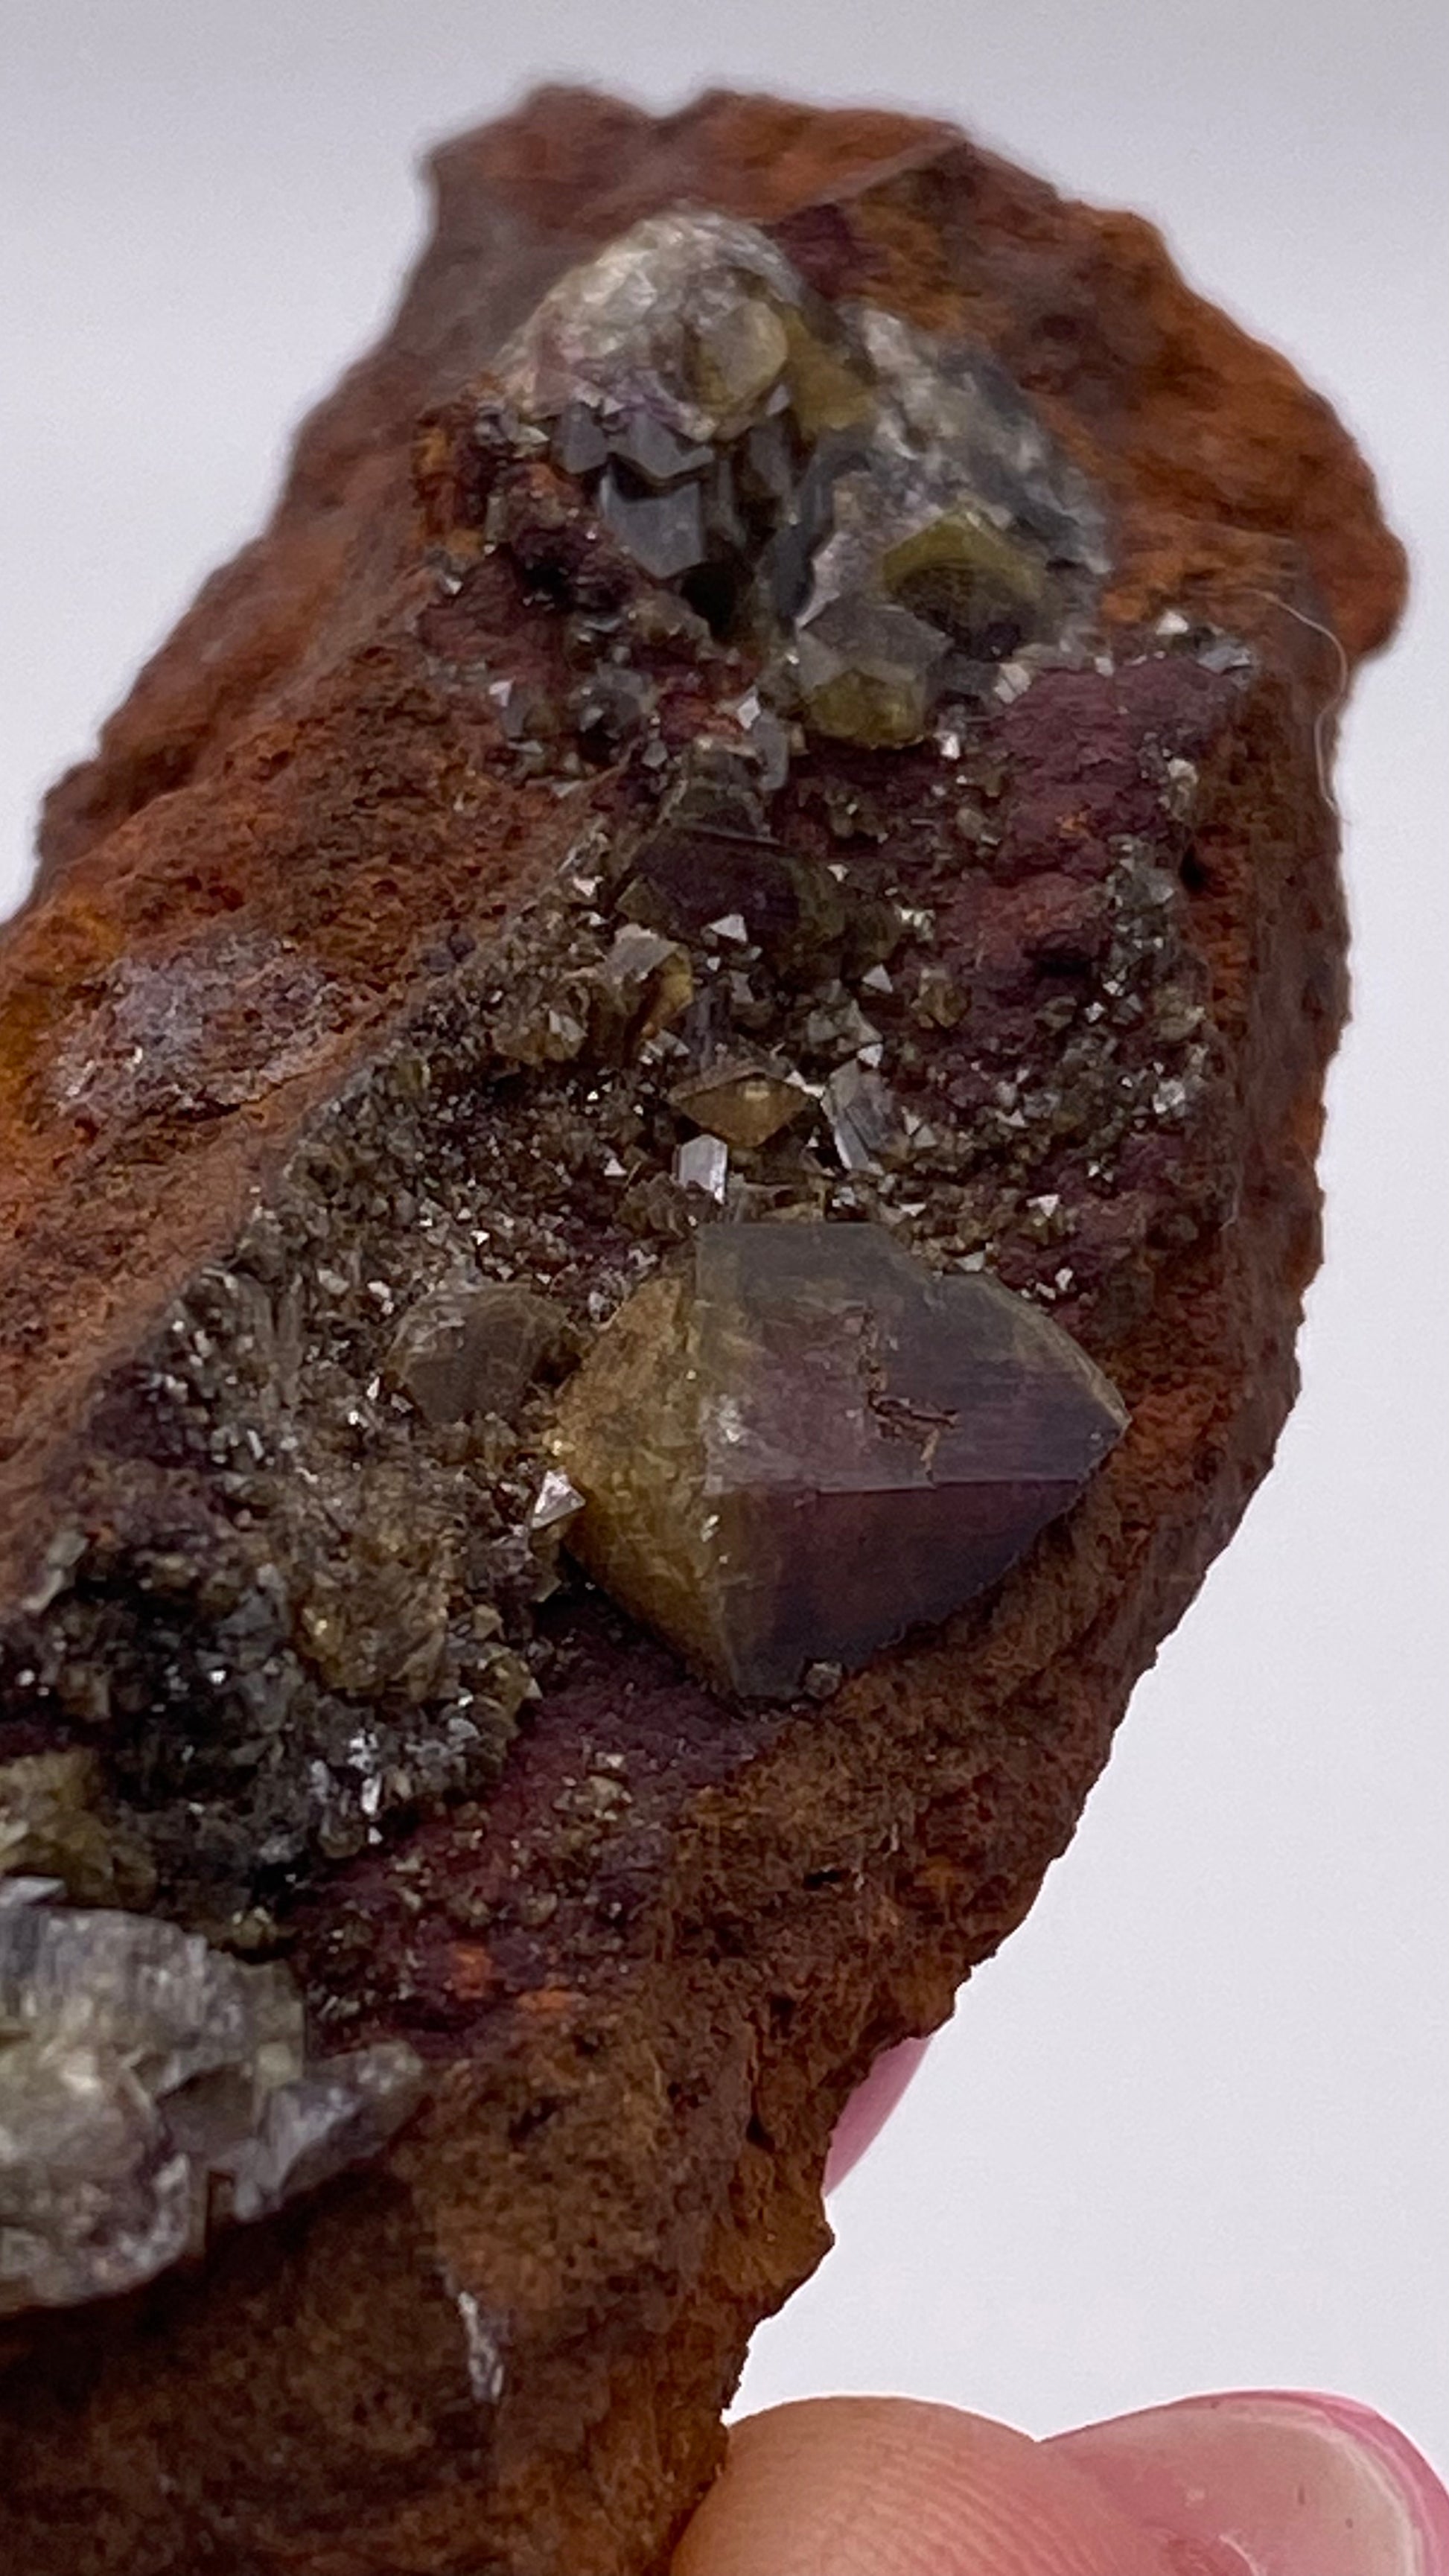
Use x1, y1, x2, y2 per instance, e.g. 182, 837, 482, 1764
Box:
1050, 2391, 1449, 2575
797, 2048, 1449, 2573
823, 2035, 933, 2194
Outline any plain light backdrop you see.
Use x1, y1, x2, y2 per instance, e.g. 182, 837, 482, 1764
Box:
3, 0, 1446, 2473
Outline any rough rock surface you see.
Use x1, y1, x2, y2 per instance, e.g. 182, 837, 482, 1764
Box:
0, 87, 1404, 2576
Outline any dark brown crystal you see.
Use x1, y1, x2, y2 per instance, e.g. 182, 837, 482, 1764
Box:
384, 1278, 570, 1426
553, 1222, 1127, 1696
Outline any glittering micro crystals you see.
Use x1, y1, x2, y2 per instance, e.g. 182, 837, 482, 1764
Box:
1, 200, 1235, 1975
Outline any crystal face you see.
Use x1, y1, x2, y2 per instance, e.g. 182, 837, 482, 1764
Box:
552, 1223, 1127, 1697
486, 212, 1106, 745
0, 1885, 423, 2315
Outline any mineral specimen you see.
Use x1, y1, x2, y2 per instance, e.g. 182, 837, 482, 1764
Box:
0, 82, 1404, 2576
0, 1882, 422, 2315
554, 1222, 1127, 1696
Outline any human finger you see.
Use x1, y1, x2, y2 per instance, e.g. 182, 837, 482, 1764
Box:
824, 2036, 932, 2193
671, 2395, 1176, 2575
1049, 2387, 1449, 2575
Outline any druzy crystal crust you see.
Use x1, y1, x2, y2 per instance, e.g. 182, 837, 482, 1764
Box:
0, 169, 1224, 1948
553, 1222, 1127, 1697
0, 127, 1249, 2339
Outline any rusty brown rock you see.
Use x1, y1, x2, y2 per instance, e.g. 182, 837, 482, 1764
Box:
0, 86, 1404, 2576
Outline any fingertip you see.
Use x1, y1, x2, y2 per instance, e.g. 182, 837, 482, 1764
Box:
1050, 2388, 1449, 2576
824, 2036, 932, 2195
672, 2397, 1174, 2575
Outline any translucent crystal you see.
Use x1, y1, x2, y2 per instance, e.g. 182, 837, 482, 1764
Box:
589, 925, 694, 1059
0, 1896, 423, 2316
553, 1222, 1127, 1697
794, 595, 946, 747
879, 508, 1045, 652
670, 1059, 812, 1151
693, 294, 791, 418
823, 1062, 907, 1170
673, 1134, 730, 1200
529, 1467, 585, 1532
211, 2043, 426, 2225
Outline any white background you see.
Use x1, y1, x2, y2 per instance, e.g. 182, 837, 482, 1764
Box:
3, 0, 1445, 2474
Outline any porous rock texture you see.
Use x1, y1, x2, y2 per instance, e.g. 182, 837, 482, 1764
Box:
0, 87, 1404, 2576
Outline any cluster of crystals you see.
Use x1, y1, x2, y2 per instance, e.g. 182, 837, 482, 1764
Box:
481, 211, 1106, 745
0, 218, 1236, 1940
553, 1221, 1127, 1697
0, 643, 1223, 1926
0, 1873, 421, 2315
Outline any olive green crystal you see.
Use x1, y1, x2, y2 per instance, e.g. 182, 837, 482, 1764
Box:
0, 1750, 156, 1908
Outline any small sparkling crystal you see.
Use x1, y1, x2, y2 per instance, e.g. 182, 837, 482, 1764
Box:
670, 1059, 812, 1151
673, 1134, 730, 1200
824, 1062, 906, 1170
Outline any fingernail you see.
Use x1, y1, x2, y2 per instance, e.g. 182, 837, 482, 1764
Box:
1048, 2387, 1449, 2575
822, 2034, 930, 2193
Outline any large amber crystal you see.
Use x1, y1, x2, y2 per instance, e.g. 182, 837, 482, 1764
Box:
553, 1223, 1127, 1696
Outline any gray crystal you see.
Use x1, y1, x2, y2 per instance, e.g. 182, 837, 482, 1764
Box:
212, 2044, 426, 2225
823, 1061, 907, 1170
550, 399, 609, 476
0, 1896, 423, 2316
597, 465, 707, 580
607, 407, 715, 487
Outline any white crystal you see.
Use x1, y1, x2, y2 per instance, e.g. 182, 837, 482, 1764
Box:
530, 1467, 586, 1531
675, 1135, 730, 1199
